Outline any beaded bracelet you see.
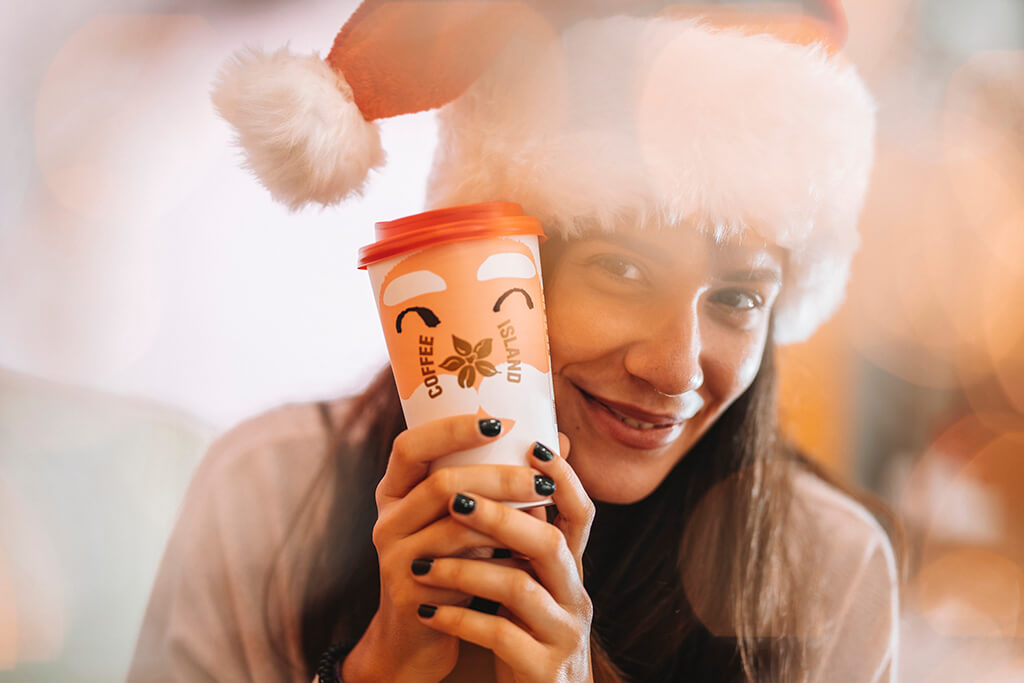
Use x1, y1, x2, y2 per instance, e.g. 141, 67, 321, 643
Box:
317, 640, 359, 683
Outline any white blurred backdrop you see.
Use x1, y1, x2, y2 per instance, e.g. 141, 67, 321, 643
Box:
1, 0, 439, 429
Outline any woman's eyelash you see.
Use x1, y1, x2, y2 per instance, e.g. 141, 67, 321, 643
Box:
710, 289, 765, 311
592, 254, 644, 280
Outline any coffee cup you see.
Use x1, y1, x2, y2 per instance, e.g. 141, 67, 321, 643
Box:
358, 202, 559, 506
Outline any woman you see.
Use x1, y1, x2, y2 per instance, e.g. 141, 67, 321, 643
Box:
130, 2, 900, 681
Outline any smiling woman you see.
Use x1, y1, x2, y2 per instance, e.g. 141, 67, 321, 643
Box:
128, 2, 899, 682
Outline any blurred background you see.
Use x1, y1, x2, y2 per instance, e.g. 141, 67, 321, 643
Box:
1, 0, 1022, 680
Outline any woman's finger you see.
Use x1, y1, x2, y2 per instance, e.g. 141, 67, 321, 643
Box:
390, 516, 505, 564
376, 415, 506, 504
382, 464, 553, 540
416, 604, 548, 681
410, 557, 575, 647
445, 493, 581, 606
379, 517, 506, 612
529, 433, 595, 564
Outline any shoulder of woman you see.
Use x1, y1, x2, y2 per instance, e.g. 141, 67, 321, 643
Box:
189, 397, 356, 506
787, 467, 900, 682
149, 396, 361, 614
128, 397, 357, 682
787, 467, 899, 599
788, 468, 896, 561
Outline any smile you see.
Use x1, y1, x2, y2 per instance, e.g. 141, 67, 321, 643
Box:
576, 386, 697, 450
601, 402, 672, 430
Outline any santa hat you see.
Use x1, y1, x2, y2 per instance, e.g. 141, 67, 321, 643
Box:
212, 1, 875, 344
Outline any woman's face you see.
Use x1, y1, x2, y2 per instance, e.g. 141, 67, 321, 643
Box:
543, 224, 784, 504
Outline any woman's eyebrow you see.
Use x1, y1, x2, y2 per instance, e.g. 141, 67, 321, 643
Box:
600, 234, 673, 266
717, 267, 782, 284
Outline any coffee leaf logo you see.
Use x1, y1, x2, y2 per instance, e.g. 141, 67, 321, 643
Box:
439, 357, 463, 371
441, 334, 500, 388
453, 336, 473, 356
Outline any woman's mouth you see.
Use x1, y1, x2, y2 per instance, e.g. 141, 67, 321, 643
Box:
598, 402, 672, 430
576, 387, 692, 450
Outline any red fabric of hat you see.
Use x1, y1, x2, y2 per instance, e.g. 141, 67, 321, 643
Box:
212, 0, 850, 211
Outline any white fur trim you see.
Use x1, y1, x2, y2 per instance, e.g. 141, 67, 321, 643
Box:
212, 46, 385, 211
427, 18, 875, 343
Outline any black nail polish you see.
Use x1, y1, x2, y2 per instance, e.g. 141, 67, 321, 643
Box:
534, 475, 556, 496
532, 442, 554, 461
491, 548, 513, 559
411, 558, 433, 576
453, 493, 476, 514
468, 597, 501, 615
479, 419, 502, 437
418, 604, 437, 619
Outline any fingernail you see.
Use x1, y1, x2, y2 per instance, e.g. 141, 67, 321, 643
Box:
453, 493, 476, 514
491, 548, 513, 559
479, 419, 502, 437
468, 597, 501, 615
418, 604, 437, 619
532, 442, 554, 461
534, 475, 556, 496
411, 558, 433, 576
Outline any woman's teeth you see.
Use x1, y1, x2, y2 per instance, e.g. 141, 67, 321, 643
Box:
603, 404, 664, 430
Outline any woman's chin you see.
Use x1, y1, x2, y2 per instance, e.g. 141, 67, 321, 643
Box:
568, 447, 671, 505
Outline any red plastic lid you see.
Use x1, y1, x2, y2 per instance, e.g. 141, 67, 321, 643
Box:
358, 202, 545, 269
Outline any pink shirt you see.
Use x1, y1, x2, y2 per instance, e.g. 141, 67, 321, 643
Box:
128, 400, 898, 682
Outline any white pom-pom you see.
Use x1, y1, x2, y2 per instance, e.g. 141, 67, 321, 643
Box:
211, 47, 385, 211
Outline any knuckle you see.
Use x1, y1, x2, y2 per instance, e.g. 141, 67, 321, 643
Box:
581, 496, 596, 521
374, 479, 389, 509
445, 417, 465, 444
429, 468, 455, 497
554, 612, 584, 649
498, 467, 520, 496
494, 620, 518, 652
577, 593, 594, 623
544, 525, 566, 554
513, 570, 537, 600
390, 432, 409, 463
370, 522, 384, 550
448, 604, 466, 630
493, 500, 514, 528
444, 559, 465, 587
370, 514, 392, 551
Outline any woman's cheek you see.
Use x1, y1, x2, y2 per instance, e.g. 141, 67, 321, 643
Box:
704, 327, 767, 398
734, 348, 762, 389
547, 282, 603, 361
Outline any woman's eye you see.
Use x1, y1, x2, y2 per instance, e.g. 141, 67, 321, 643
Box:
711, 289, 764, 311
592, 255, 644, 282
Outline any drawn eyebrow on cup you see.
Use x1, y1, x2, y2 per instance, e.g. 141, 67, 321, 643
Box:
396, 307, 441, 333
382, 270, 447, 307
477, 252, 536, 281
493, 288, 534, 312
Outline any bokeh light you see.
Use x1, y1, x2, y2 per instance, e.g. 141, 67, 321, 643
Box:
34, 14, 222, 222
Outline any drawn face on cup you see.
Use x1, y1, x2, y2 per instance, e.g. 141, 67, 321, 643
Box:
376, 236, 550, 402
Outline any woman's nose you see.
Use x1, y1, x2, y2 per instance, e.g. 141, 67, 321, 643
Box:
622, 305, 704, 397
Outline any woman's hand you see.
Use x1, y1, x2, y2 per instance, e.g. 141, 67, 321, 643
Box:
340, 415, 557, 683
411, 433, 597, 683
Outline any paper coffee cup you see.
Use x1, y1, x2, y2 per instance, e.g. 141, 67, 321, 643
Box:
359, 203, 558, 506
